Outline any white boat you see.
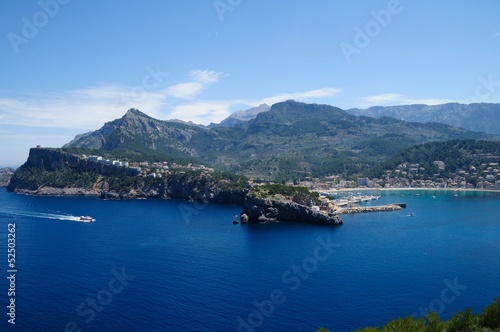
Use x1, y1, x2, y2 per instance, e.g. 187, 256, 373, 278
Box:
79, 216, 95, 222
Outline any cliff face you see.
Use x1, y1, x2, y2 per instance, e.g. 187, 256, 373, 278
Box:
23, 148, 140, 177
100, 172, 248, 205
7, 148, 248, 205
241, 196, 343, 225
0, 167, 14, 187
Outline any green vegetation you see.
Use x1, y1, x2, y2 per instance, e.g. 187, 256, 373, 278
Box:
316, 296, 500, 332
13, 165, 99, 189
250, 183, 319, 204
63, 101, 497, 181
107, 174, 142, 192
365, 140, 500, 180
210, 171, 250, 190
62, 147, 201, 165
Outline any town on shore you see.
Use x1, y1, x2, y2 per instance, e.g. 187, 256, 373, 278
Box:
296, 161, 500, 192
2, 148, 499, 196
53, 150, 500, 192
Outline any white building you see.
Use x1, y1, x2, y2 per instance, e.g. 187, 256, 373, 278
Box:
357, 177, 373, 187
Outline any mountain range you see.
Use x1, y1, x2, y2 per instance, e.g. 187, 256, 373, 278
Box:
345, 103, 500, 135
63, 100, 499, 181
209, 103, 271, 127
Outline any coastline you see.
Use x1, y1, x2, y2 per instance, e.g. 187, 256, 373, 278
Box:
326, 187, 500, 194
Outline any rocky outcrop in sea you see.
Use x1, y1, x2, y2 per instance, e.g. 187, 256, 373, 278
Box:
241, 196, 343, 225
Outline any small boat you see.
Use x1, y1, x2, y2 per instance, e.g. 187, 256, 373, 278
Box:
232, 220, 240, 225
79, 216, 95, 222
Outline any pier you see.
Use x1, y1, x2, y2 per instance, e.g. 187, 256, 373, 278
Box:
336, 204, 403, 215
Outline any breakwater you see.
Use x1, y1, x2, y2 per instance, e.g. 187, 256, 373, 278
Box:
336, 204, 403, 214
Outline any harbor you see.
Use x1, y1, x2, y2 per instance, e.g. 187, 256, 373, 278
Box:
314, 193, 405, 216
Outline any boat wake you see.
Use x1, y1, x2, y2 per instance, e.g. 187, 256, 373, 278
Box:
0, 209, 92, 222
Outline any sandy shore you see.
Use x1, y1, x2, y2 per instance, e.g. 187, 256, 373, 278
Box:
320, 187, 500, 194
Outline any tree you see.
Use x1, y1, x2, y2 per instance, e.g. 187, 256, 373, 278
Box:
446, 308, 478, 332
425, 312, 446, 332
479, 297, 500, 329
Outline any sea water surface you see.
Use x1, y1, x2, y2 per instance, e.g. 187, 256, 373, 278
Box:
0, 188, 499, 331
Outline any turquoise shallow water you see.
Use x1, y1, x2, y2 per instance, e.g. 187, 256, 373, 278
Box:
0, 188, 499, 331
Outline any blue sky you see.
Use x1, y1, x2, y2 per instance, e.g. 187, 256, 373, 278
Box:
1, 0, 500, 166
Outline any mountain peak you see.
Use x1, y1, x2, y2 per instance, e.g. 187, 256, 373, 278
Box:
123, 108, 151, 119
213, 103, 271, 127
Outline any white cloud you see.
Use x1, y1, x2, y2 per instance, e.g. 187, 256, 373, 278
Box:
359, 93, 455, 108
362, 93, 404, 103
403, 98, 455, 105
190, 70, 222, 83
164, 70, 223, 100
0, 69, 225, 130
168, 101, 235, 124
259, 87, 342, 105
0, 85, 166, 130
165, 82, 205, 99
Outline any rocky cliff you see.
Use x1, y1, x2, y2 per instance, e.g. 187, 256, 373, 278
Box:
8, 148, 343, 225
0, 167, 14, 187
22, 147, 140, 176
241, 195, 343, 225
98, 172, 248, 205
7, 148, 248, 205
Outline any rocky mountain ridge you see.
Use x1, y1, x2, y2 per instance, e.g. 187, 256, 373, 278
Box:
210, 103, 271, 127
63, 101, 498, 180
346, 103, 500, 135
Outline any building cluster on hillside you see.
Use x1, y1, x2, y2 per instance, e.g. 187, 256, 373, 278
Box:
376, 160, 500, 190
82, 155, 213, 178
85, 155, 130, 168
295, 160, 500, 191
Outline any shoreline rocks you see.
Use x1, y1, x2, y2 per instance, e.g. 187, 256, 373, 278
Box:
241, 196, 343, 225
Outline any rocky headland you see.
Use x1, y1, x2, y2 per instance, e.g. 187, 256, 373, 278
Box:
7, 148, 342, 226
7, 148, 246, 205
0, 167, 14, 187
241, 195, 343, 225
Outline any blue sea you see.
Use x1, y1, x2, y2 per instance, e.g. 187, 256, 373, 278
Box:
0, 188, 499, 331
